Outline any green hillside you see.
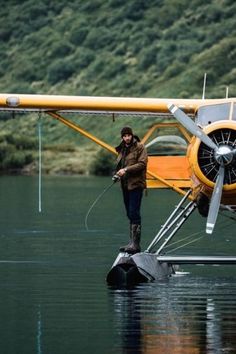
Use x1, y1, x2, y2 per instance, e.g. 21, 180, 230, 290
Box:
0, 0, 236, 174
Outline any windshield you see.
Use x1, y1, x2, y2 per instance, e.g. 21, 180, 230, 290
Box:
146, 135, 187, 156
233, 104, 236, 120
196, 103, 231, 126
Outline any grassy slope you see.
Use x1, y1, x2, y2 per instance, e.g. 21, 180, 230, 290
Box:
0, 0, 236, 174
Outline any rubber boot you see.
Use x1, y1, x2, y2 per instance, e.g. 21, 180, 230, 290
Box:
124, 224, 141, 254
119, 224, 132, 252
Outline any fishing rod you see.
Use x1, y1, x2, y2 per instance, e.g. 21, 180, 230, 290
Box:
84, 174, 120, 231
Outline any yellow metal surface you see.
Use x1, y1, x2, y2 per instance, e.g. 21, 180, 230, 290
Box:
146, 169, 189, 197
48, 112, 116, 155
147, 179, 191, 189
147, 156, 190, 179
1, 93, 235, 113
147, 156, 191, 196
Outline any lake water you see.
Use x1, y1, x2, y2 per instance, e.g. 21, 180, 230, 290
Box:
0, 175, 236, 353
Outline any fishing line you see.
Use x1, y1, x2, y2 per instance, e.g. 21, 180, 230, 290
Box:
84, 175, 119, 231
163, 214, 233, 254
165, 235, 204, 254
163, 229, 204, 249
161, 227, 205, 253
219, 210, 236, 222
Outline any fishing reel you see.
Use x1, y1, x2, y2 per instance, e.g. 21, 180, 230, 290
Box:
112, 174, 120, 182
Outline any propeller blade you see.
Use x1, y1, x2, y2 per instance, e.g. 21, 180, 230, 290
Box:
206, 165, 225, 234
167, 103, 218, 151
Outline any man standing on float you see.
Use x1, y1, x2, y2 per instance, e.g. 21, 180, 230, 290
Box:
115, 126, 148, 254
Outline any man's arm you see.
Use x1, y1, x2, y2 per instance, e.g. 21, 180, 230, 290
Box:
125, 144, 148, 174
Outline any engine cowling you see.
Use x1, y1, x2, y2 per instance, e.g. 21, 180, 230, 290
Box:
188, 121, 236, 195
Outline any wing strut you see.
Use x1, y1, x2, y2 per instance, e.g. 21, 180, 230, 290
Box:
146, 190, 197, 254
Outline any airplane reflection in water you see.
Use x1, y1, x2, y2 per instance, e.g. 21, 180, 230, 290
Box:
110, 275, 236, 353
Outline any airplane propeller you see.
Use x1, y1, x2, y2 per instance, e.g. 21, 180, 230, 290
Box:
167, 103, 218, 151
206, 165, 224, 234
167, 102, 232, 234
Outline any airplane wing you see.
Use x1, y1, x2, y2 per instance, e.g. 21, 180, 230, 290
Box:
0, 93, 229, 114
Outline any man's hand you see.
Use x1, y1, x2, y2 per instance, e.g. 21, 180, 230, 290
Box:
117, 168, 127, 177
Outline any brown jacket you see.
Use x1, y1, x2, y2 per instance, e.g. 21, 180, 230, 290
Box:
115, 137, 148, 190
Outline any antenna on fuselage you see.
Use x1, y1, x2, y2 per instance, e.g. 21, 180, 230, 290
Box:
202, 72, 207, 100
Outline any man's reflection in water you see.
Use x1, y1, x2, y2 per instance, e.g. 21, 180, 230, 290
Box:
111, 287, 143, 354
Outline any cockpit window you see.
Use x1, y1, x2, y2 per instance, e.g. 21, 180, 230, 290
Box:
233, 104, 236, 120
146, 135, 187, 156
196, 103, 231, 126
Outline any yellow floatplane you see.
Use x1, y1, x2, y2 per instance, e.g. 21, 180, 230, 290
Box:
1, 93, 236, 284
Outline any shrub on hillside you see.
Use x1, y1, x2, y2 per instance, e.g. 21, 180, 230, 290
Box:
50, 41, 73, 58
90, 149, 115, 176
74, 48, 95, 69
0, 134, 36, 172
47, 59, 75, 84
15, 59, 40, 82
101, 57, 125, 79
138, 47, 157, 70
4, 134, 37, 150
84, 28, 113, 50
2, 151, 33, 170
70, 26, 89, 46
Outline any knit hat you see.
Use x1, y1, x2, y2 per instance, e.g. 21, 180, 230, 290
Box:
121, 126, 133, 137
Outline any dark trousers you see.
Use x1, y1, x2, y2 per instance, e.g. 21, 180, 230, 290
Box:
122, 187, 143, 225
